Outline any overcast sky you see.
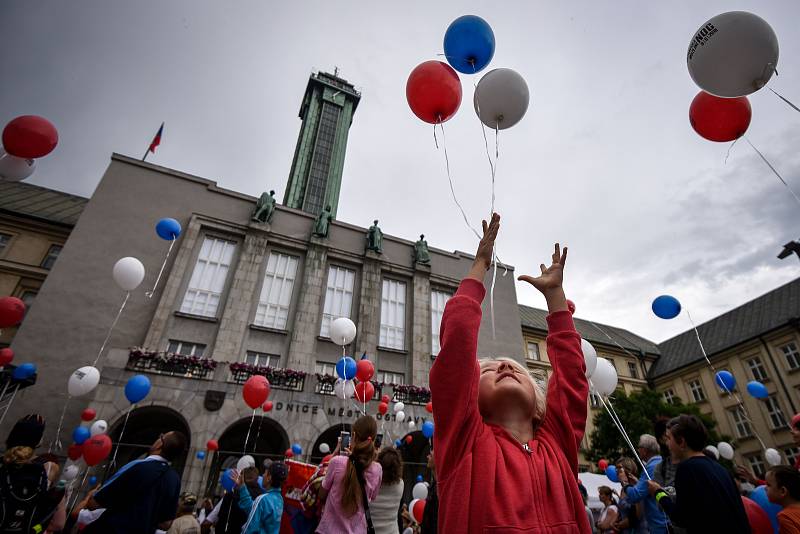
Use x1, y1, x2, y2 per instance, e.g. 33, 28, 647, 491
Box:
2, 1, 798, 344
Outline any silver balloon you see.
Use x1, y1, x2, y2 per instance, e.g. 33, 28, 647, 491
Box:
473, 68, 530, 130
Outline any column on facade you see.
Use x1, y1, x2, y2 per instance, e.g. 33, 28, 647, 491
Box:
356, 251, 381, 358
286, 238, 329, 373
411, 265, 432, 387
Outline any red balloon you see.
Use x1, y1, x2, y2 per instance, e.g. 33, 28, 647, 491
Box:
285, 448, 294, 458
243, 375, 270, 409
742, 496, 773, 534
206, 439, 219, 451
354, 381, 375, 403
2, 115, 59, 159
381, 394, 390, 404
80, 408, 96, 422
67, 443, 83, 461
412, 499, 426, 523
566, 299, 576, 315
0, 348, 13, 367
0, 297, 25, 328
262, 401, 273, 412
356, 359, 375, 382
425, 402, 433, 414
405, 435, 413, 444
82, 434, 112, 466
378, 402, 389, 415
598, 459, 609, 471
406, 61, 462, 124
689, 91, 751, 143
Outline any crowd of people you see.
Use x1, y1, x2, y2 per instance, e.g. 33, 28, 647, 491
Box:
2, 212, 800, 533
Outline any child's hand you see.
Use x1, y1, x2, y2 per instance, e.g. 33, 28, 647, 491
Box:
647, 480, 662, 496
467, 213, 500, 282
518, 243, 568, 312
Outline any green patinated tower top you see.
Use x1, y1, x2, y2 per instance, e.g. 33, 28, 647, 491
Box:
283, 70, 361, 218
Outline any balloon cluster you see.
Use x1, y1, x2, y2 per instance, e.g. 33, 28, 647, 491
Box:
406, 16, 529, 130
0, 116, 58, 182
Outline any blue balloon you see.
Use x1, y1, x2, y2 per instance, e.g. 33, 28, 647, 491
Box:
652, 295, 681, 319
747, 380, 769, 400
155, 218, 182, 240
751, 485, 782, 533
196, 451, 206, 460
395, 439, 402, 448
416, 475, 424, 483
422, 421, 435, 439
221, 468, 237, 492
124, 374, 151, 404
335, 357, 357, 380
292, 443, 303, 456
88, 476, 97, 486
12, 363, 36, 380
443, 15, 496, 74
73, 426, 90, 445
605, 465, 619, 483
715, 370, 736, 392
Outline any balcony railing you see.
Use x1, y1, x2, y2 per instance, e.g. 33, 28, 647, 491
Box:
229, 363, 306, 392
127, 349, 217, 380
314, 374, 384, 400
392, 384, 431, 405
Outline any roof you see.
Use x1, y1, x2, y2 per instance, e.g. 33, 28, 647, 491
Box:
519, 304, 660, 357
649, 277, 800, 379
0, 181, 88, 226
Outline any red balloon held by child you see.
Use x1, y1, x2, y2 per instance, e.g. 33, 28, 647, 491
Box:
406, 60, 463, 124
689, 91, 751, 143
412, 498, 426, 523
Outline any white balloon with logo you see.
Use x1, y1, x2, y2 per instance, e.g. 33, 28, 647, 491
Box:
90, 420, 108, 436
68, 366, 100, 397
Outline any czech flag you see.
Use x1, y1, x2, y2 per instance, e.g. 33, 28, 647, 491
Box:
148, 122, 164, 154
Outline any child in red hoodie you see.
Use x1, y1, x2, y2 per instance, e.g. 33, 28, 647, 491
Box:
430, 213, 591, 533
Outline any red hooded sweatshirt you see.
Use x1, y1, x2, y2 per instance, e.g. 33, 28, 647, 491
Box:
430, 278, 591, 533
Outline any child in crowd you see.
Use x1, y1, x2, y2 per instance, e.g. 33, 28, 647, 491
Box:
238, 462, 287, 534
429, 213, 591, 533
167, 493, 201, 534
766, 465, 800, 533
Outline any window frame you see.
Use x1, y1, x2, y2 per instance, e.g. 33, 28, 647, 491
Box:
167, 340, 207, 357
746, 356, 769, 382
253, 251, 299, 330
180, 236, 237, 318
430, 289, 452, 356
687, 378, 706, 403
765, 394, 788, 429
245, 351, 280, 368
627, 361, 639, 379
663, 388, 677, 405
319, 265, 356, 338
315, 361, 336, 376
728, 407, 753, 438
377, 370, 405, 386
526, 341, 541, 362
379, 278, 407, 351
40, 244, 62, 270
0, 232, 12, 256
781, 342, 800, 371
747, 454, 766, 479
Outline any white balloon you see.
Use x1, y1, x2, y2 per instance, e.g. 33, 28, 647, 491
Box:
0, 150, 36, 182
90, 420, 108, 436
237, 455, 255, 471
333, 379, 355, 399
68, 366, 100, 397
412, 481, 428, 500
687, 11, 779, 97
330, 317, 357, 345
113, 257, 145, 291
396, 410, 406, 423
765, 447, 782, 466
589, 358, 618, 396
319, 443, 330, 454
63, 464, 79, 481
473, 68, 530, 130
408, 420, 416, 429
393, 402, 405, 414
704, 445, 719, 460
581, 339, 598, 378
717, 441, 735, 460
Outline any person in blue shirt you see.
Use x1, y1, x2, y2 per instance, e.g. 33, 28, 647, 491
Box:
617, 434, 669, 534
239, 461, 288, 534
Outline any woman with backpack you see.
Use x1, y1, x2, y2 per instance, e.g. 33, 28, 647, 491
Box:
317, 416, 383, 534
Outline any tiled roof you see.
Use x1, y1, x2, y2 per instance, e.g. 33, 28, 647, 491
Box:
519, 304, 660, 357
0, 181, 87, 226
649, 278, 800, 379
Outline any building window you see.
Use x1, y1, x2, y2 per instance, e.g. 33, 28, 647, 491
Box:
747, 454, 766, 479
254, 252, 298, 330
379, 279, 406, 350
303, 101, 341, 214
40, 244, 62, 270
378, 370, 404, 385
785, 447, 799, 467
526, 342, 541, 361
781, 342, 800, 370
688, 379, 706, 402
765, 395, 788, 429
245, 351, 279, 368
728, 407, 753, 438
180, 237, 236, 317
167, 340, 206, 357
747, 357, 769, 382
590, 393, 602, 409
320, 266, 355, 338
607, 358, 617, 371
663, 389, 677, 405
0, 233, 11, 255
315, 361, 336, 376
627, 362, 639, 379
430, 290, 451, 356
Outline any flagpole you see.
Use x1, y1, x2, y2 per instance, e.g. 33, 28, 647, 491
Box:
142, 122, 164, 162
141, 148, 150, 162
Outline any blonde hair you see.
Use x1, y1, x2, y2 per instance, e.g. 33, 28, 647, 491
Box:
3, 446, 34, 465
478, 357, 547, 425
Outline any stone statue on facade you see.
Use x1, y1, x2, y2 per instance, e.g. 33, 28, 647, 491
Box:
313, 205, 334, 238
413, 234, 431, 265
366, 220, 383, 253
252, 190, 276, 224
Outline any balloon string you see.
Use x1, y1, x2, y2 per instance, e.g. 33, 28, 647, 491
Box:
243, 409, 256, 454
66, 468, 90, 519
0, 384, 20, 430
743, 136, 800, 208
146, 237, 177, 298
49, 395, 72, 453
110, 404, 134, 468
596, 393, 650, 479
252, 416, 264, 453
436, 122, 482, 241
92, 292, 131, 367
724, 137, 740, 165
769, 87, 800, 113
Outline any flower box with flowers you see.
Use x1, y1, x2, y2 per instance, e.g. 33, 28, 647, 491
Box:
127, 348, 218, 379
391, 383, 431, 405
229, 363, 307, 391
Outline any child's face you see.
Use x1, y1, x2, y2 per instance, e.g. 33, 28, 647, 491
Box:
765, 471, 783, 503
478, 360, 537, 419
